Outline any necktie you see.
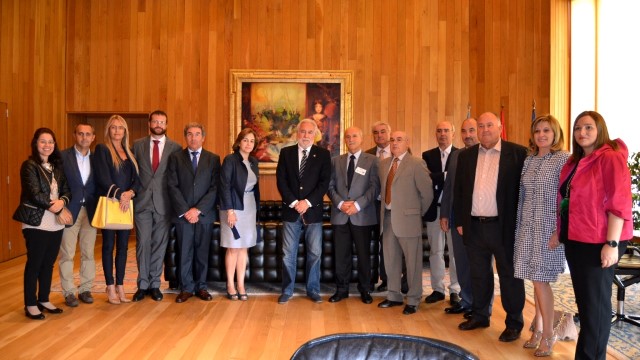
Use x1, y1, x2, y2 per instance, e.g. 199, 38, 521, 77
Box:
385, 158, 399, 205
299, 149, 308, 180
378, 148, 385, 159
191, 151, 199, 172
152, 140, 160, 173
347, 154, 355, 190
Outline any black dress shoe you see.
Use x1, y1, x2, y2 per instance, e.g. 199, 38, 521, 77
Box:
378, 299, 404, 308
175, 291, 193, 303
329, 293, 349, 303
37, 303, 63, 314
449, 293, 461, 305
424, 291, 446, 303
402, 305, 417, 315
498, 328, 522, 342
463, 310, 473, 319
196, 289, 213, 301
149, 288, 163, 301
360, 292, 373, 304
24, 307, 45, 320
444, 302, 469, 314
132, 289, 146, 302
376, 282, 388, 292
458, 318, 490, 330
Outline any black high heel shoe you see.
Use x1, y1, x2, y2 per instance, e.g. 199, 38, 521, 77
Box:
24, 307, 45, 320
37, 303, 63, 314
226, 292, 239, 301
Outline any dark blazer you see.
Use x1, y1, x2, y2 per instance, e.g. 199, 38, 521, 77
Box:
93, 143, 141, 199
219, 151, 260, 219
365, 146, 377, 156
453, 141, 527, 245
276, 144, 331, 223
167, 148, 220, 224
61, 146, 97, 223
422, 146, 458, 221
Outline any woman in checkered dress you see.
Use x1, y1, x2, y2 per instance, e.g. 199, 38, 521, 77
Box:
514, 115, 569, 356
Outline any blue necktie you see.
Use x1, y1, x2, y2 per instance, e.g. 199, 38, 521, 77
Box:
191, 151, 199, 172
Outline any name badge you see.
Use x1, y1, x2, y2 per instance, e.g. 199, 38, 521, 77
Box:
355, 167, 366, 175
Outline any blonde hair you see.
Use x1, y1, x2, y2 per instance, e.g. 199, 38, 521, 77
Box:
103, 115, 139, 173
529, 114, 565, 155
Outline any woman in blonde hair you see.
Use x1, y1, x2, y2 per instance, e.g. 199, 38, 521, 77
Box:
94, 115, 140, 304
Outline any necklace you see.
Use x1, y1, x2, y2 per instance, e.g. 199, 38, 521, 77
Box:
42, 162, 53, 172
559, 160, 580, 217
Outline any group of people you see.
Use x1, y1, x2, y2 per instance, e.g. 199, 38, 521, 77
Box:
13, 108, 631, 360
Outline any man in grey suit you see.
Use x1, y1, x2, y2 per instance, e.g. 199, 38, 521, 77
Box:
377, 131, 433, 315
328, 126, 380, 304
131, 110, 182, 302
167, 122, 220, 303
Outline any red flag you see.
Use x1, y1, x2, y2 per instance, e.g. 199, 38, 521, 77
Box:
500, 106, 507, 140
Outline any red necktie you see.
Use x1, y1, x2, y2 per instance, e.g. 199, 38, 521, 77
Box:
152, 140, 160, 173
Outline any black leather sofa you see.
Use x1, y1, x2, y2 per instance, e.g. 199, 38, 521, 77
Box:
164, 201, 447, 288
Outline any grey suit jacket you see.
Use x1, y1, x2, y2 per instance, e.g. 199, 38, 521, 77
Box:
379, 154, 433, 238
328, 152, 380, 226
132, 135, 182, 216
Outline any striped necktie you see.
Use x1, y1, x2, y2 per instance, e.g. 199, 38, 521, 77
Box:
299, 149, 308, 180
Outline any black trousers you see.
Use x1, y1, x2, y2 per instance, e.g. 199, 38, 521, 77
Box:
101, 229, 131, 285
333, 221, 372, 294
564, 239, 627, 360
175, 221, 212, 293
467, 219, 524, 330
23, 228, 63, 306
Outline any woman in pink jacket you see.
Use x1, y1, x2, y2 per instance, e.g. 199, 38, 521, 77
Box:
556, 110, 632, 360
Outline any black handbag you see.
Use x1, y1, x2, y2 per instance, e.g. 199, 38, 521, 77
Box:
13, 202, 45, 226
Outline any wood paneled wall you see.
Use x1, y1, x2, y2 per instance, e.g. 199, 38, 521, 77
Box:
0, 0, 568, 260
0, 0, 67, 260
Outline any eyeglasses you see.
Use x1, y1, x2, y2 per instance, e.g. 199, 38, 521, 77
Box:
150, 120, 167, 125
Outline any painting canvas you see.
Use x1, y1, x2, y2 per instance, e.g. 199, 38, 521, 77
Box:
230, 70, 353, 174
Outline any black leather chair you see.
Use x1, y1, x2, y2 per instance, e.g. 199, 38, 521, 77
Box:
612, 244, 640, 327
290, 333, 479, 360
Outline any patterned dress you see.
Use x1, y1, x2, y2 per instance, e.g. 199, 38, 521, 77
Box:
514, 151, 570, 282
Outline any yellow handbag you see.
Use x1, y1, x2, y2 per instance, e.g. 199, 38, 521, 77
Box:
91, 185, 134, 230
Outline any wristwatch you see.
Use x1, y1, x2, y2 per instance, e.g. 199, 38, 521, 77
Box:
606, 240, 618, 248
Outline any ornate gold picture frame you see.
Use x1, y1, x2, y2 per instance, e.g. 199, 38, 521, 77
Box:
230, 70, 353, 174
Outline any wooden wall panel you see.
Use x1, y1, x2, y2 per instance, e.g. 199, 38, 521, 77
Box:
0, 0, 66, 261
1, 0, 567, 258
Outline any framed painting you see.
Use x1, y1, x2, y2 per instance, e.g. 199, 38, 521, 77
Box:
230, 70, 353, 174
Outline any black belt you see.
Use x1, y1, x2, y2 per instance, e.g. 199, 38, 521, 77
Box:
79, 202, 85, 207
471, 216, 498, 223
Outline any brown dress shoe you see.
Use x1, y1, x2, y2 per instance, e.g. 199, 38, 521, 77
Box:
176, 291, 193, 303
196, 289, 212, 301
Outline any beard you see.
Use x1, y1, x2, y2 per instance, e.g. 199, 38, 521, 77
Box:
150, 126, 166, 136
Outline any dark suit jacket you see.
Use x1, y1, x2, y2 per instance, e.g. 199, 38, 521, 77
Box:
276, 144, 331, 223
93, 143, 141, 199
422, 146, 458, 221
167, 148, 220, 224
219, 151, 260, 219
61, 146, 97, 223
453, 141, 527, 246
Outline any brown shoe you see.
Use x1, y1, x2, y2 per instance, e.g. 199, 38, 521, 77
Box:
116, 285, 131, 303
196, 289, 212, 301
106, 285, 121, 305
176, 291, 193, 303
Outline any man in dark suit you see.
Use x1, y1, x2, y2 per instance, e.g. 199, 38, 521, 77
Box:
167, 122, 220, 303
454, 112, 527, 342
328, 126, 379, 304
131, 110, 182, 302
440, 118, 481, 317
59, 123, 98, 307
422, 121, 460, 305
377, 131, 433, 315
276, 118, 331, 304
